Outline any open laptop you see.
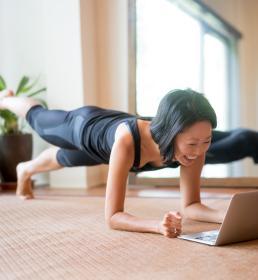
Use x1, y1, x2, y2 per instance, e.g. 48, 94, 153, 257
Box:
178, 191, 258, 246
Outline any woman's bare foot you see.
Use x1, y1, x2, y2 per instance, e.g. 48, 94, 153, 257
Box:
0, 89, 14, 109
0, 89, 14, 99
16, 162, 34, 200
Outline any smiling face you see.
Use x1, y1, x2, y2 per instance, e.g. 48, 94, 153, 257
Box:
173, 121, 212, 166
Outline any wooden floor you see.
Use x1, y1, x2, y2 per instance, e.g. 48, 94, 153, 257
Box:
31, 184, 258, 199
2, 192, 257, 279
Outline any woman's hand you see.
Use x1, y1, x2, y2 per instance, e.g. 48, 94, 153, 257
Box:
158, 211, 182, 238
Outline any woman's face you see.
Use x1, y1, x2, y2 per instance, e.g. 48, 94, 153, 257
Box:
173, 121, 212, 167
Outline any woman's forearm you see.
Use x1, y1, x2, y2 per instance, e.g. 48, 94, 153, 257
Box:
108, 212, 160, 234
183, 202, 225, 223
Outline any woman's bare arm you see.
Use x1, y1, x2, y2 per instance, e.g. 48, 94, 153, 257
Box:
180, 154, 225, 223
105, 133, 181, 237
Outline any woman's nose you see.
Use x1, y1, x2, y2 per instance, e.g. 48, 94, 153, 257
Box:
194, 145, 205, 156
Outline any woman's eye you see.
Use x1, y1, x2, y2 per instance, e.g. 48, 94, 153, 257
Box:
188, 142, 210, 146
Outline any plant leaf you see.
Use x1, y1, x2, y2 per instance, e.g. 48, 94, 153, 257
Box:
27, 87, 47, 97
0, 109, 17, 121
0, 109, 19, 134
0, 76, 6, 91
16, 76, 30, 95
19, 76, 40, 94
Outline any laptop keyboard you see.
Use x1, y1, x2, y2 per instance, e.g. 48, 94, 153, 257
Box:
195, 232, 218, 242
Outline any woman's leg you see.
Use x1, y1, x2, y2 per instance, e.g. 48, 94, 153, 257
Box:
16, 147, 63, 199
0, 90, 41, 117
17, 147, 101, 199
0, 90, 85, 150
0, 90, 101, 199
206, 129, 258, 164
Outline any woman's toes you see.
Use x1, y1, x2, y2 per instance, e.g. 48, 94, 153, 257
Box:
16, 163, 34, 199
20, 193, 34, 200
0, 89, 14, 99
16, 182, 34, 200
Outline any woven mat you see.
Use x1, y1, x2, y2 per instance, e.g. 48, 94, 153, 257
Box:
0, 194, 258, 280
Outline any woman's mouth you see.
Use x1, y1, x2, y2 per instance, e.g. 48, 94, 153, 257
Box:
179, 155, 198, 166
184, 155, 198, 160
173, 155, 198, 166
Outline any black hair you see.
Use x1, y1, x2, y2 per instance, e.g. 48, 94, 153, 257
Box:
150, 89, 217, 164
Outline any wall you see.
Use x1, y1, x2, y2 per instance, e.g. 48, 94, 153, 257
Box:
0, 0, 129, 188
80, 0, 129, 110
3, 0, 256, 185
96, 0, 129, 111
44, 0, 87, 188
0, 0, 48, 185
0, 0, 88, 188
80, 0, 129, 185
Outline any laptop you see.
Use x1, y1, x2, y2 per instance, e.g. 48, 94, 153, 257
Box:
178, 191, 258, 246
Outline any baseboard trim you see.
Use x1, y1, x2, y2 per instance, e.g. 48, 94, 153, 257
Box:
133, 177, 258, 188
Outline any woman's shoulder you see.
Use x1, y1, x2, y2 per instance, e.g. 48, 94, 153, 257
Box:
115, 122, 135, 146
110, 124, 135, 170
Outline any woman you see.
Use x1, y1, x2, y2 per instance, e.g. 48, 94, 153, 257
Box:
0, 88, 225, 238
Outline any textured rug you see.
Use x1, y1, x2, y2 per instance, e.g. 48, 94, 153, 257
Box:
0, 194, 258, 280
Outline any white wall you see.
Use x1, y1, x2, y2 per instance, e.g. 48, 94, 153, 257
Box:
0, 0, 129, 188
0, 0, 48, 185
44, 0, 87, 188
0, 0, 87, 188
0, 0, 46, 82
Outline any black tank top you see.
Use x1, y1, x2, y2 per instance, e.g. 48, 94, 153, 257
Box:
80, 106, 179, 172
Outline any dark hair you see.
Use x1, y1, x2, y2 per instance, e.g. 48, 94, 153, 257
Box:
150, 89, 217, 164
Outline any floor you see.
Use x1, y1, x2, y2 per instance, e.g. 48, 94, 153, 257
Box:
2, 193, 257, 280
1, 185, 258, 279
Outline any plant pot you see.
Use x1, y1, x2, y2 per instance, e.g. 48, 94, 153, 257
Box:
0, 133, 32, 186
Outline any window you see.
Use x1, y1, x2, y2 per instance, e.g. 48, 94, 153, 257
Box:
129, 0, 241, 180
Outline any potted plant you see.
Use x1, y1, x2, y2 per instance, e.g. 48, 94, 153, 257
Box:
0, 75, 47, 190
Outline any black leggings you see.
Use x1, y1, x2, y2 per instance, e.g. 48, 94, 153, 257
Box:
206, 129, 258, 164
26, 105, 102, 167
26, 105, 258, 167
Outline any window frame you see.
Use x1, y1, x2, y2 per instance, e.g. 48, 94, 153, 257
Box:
127, 0, 247, 187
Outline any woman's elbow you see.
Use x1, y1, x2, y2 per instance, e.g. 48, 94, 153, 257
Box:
181, 202, 201, 220
180, 207, 188, 219
105, 214, 119, 230
180, 204, 195, 219
105, 216, 114, 229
